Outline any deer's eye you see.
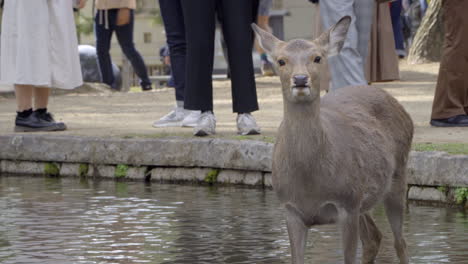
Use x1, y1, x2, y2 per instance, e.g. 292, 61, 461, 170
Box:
278, 59, 286, 66
313, 56, 322, 64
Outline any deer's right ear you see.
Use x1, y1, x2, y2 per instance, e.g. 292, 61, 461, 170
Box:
252, 23, 282, 55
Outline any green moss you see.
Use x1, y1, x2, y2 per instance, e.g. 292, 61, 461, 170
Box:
115, 164, 129, 178
44, 163, 60, 176
79, 164, 89, 177
204, 169, 220, 184
412, 143, 468, 155
454, 187, 468, 205
437, 186, 448, 194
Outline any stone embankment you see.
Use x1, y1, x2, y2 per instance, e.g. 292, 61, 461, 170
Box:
0, 135, 467, 208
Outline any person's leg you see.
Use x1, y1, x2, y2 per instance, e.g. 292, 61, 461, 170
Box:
219, 0, 259, 114
257, 23, 276, 76
255, 0, 272, 56
354, 0, 374, 73
14, 85, 65, 132
33, 87, 50, 110
431, 0, 468, 126
390, 0, 406, 58
15, 85, 34, 112
159, 0, 186, 103
320, 0, 370, 90
95, 10, 115, 88
115, 10, 152, 90
180, 0, 216, 112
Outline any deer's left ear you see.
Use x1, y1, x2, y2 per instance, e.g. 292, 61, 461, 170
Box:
315, 16, 351, 57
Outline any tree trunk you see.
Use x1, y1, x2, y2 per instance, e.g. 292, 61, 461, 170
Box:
407, 0, 444, 64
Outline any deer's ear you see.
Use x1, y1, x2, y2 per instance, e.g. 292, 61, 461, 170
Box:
315, 16, 351, 57
252, 23, 283, 55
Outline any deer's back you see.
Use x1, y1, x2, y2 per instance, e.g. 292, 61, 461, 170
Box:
321, 85, 413, 150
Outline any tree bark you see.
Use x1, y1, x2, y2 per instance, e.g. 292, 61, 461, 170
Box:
407, 0, 444, 64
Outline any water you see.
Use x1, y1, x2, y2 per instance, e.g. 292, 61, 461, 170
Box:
0, 176, 467, 264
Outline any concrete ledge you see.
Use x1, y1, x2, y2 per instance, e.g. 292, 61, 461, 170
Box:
407, 151, 468, 186
0, 135, 272, 171
1, 134, 468, 206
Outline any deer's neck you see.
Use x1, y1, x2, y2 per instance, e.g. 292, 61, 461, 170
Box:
282, 99, 328, 154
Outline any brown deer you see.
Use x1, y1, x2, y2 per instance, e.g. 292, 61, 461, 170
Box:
252, 16, 413, 264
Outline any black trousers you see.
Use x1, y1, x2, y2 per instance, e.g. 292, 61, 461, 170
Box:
159, 0, 186, 102
181, 0, 259, 113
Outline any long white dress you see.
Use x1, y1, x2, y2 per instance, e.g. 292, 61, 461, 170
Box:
0, 0, 83, 91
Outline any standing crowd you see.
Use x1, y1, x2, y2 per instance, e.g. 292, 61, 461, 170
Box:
0, 0, 467, 136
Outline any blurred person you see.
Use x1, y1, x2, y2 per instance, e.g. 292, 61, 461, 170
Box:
366, 1, 400, 82
0, 0, 86, 132
94, 0, 152, 91
310, 0, 398, 91
180, 0, 261, 136
430, 0, 468, 127
318, 0, 376, 91
390, 0, 406, 58
158, 44, 174, 87
255, 0, 276, 76
402, 0, 427, 49
153, 0, 201, 128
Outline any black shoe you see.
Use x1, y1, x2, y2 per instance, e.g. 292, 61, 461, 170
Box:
35, 109, 67, 131
141, 84, 153, 91
15, 111, 66, 132
430, 115, 468, 127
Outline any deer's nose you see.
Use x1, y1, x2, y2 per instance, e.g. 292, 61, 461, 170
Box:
293, 75, 309, 87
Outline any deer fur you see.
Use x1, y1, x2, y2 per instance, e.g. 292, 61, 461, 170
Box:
253, 16, 413, 264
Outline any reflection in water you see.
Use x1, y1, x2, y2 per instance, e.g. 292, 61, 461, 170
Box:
0, 176, 467, 264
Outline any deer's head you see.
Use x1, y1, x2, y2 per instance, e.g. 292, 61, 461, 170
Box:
252, 16, 351, 104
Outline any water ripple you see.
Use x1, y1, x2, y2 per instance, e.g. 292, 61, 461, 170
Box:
0, 176, 467, 264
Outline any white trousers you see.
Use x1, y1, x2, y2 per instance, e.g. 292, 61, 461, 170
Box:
0, 0, 83, 91
320, 0, 374, 91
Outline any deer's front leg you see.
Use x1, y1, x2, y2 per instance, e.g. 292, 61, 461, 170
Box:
340, 208, 360, 264
285, 204, 309, 264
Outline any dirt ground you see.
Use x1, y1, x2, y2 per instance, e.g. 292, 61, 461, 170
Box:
0, 61, 467, 143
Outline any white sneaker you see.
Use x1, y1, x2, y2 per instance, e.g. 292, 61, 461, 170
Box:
153, 107, 186, 127
181, 110, 202, 127
237, 113, 261, 135
193, 111, 216, 136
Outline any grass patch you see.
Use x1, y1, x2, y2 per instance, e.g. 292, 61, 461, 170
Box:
44, 163, 60, 176
412, 143, 468, 155
454, 187, 468, 205
232, 135, 275, 143
115, 164, 129, 178
204, 169, 220, 184
79, 164, 89, 177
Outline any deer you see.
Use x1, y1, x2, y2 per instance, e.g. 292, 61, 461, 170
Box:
252, 16, 413, 264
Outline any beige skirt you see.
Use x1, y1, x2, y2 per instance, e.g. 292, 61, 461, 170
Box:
0, 0, 83, 91
365, 2, 400, 83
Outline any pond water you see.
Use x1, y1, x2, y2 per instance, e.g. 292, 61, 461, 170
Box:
0, 176, 467, 264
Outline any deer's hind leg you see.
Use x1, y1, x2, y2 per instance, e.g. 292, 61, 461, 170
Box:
383, 168, 409, 264
359, 212, 382, 264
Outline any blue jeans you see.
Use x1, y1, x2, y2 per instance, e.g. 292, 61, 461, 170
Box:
419, 0, 428, 16
390, 0, 405, 51
159, 0, 185, 102
95, 9, 151, 88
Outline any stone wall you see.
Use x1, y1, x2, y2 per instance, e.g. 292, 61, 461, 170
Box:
1, 135, 467, 207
